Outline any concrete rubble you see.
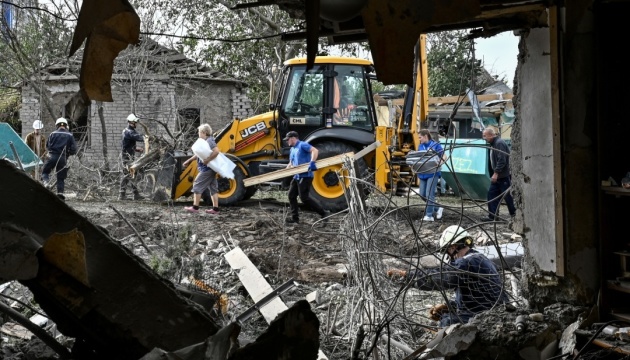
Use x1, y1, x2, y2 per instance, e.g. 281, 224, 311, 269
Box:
2, 159, 628, 359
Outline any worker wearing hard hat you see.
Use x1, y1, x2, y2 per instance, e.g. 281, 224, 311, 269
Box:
387, 225, 508, 327
42, 118, 78, 200
119, 114, 145, 200
25, 120, 47, 159
25, 120, 47, 179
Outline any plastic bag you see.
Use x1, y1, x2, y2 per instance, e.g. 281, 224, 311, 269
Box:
191, 138, 236, 178
191, 138, 211, 160
208, 153, 236, 179
406, 149, 442, 174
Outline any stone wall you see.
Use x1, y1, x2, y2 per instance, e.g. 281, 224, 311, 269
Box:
20, 80, 81, 135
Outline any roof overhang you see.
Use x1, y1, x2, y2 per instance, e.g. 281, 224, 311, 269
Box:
264, 0, 551, 84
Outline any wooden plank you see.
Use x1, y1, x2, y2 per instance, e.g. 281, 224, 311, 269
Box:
224, 247, 328, 360
376, 93, 513, 107
549, 6, 564, 277
243, 140, 380, 188
352, 140, 380, 159
428, 93, 513, 105
602, 186, 630, 197
591, 338, 630, 355
224, 248, 288, 323
243, 152, 354, 187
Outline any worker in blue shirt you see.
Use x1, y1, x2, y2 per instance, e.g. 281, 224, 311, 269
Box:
284, 131, 330, 224
42, 117, 77, 200
388, 225, 509, 327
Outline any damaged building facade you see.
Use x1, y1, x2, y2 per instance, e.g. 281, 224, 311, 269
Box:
18, 39, 252, 164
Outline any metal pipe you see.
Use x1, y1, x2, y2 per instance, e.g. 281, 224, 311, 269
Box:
0, 300, 71, 359
515, 315, 528, 332
8, 141, 24, 171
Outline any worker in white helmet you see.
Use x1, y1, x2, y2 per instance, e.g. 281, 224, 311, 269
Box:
25, 120, 47, 179
387, 225, 508, 327
119, 114, 145, 200
42, 117, 78, 200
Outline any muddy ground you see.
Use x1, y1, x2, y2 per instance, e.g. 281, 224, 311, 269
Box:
3, 182, 529, 359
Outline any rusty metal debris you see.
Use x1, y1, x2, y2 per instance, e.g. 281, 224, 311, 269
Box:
0, 159, 324, 359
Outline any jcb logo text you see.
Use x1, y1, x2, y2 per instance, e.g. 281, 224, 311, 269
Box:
240, 121, 267, 139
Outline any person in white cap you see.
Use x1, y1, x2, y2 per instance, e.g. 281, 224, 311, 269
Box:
25, 120, 46, 158
25, 120, 47, 178
119, 114, 146, 200
42, 117, 77, 200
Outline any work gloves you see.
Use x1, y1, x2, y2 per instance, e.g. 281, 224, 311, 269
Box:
386, 269, 407, 280
428, 303, 449, 321
308, 161, 317, 171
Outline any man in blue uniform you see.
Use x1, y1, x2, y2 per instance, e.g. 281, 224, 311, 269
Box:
388, 225, 509, 327
284, 131, 330, 224
119, 114, 146, 200
42, 117, 77, 200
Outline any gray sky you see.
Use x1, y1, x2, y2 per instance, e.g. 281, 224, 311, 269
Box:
475, 32, 519, 88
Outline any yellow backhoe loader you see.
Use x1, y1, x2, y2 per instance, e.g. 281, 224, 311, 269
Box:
168, 37, 429, 212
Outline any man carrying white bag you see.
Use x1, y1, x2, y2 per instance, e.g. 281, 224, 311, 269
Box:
182, 123, 234, 214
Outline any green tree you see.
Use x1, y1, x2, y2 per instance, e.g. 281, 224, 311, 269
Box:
426, 30, 502, 97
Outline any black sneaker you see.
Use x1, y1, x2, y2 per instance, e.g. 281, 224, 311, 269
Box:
133, 193, 145, 200
57, 194, 66, 201
285, 218, 299, 225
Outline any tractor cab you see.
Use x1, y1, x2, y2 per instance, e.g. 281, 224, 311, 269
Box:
276, 57, 377, 149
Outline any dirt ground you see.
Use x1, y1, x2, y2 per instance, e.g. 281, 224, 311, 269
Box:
2, 181, 525, 359
68, 186, 519, 357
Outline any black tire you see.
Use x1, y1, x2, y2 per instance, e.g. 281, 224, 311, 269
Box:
310, 141, 370, 213
243, 185, 258, 201
217, 166, 247, 206
237, 162, 257, 201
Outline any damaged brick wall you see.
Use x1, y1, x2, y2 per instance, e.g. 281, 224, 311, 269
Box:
19, 78, 253, 164
20, 80, 81, 136
232, 88, 253, 120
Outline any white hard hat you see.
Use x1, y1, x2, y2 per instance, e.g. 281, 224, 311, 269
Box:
55, 117, 68, 126
127, 114, 139, 122
32, 120, 44, 129
439, 225, 471, 251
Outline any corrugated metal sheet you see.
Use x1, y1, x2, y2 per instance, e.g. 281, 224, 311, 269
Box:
0, 123, 42, 171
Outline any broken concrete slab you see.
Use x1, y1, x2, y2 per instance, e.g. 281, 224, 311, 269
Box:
225, 247, 328, 360
0, 160, 221, 359
420, 324, 477, 358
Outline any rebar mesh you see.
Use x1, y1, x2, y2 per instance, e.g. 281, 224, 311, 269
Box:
318, 154, 524, 359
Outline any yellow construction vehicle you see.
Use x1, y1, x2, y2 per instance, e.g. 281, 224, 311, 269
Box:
170, 37, 428, 212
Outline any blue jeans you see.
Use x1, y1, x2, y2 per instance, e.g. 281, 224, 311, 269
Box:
487, 176, 517, 219
419, 174, 439, 217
